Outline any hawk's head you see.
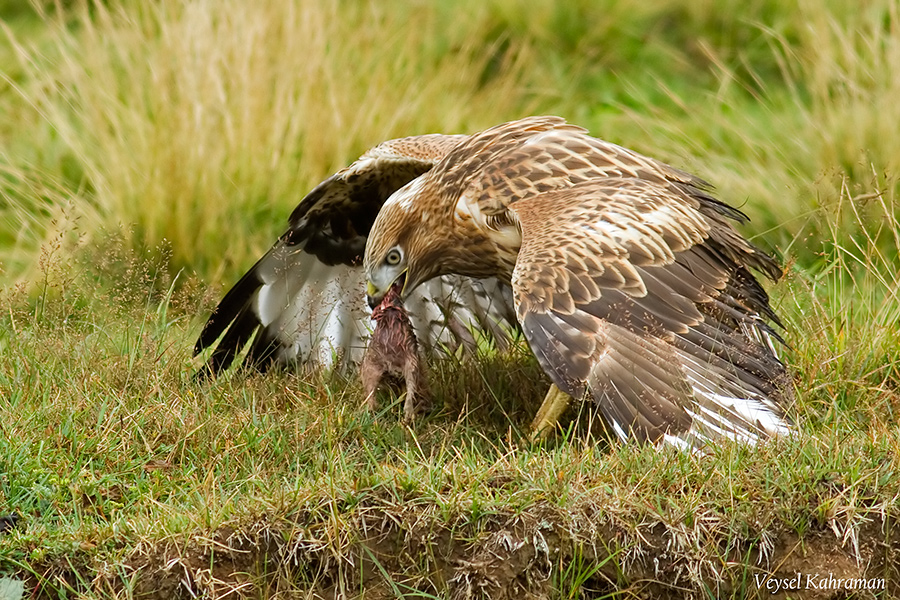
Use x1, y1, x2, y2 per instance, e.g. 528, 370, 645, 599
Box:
365, 169, 507, 308
364, 177, 442, 308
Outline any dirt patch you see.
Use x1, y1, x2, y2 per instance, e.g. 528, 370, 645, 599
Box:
20, 500, 899, 599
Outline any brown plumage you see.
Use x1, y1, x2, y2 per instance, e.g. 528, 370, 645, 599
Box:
195, 114, 792, 448
364, 116, 793, 448
360, 283, 430, 422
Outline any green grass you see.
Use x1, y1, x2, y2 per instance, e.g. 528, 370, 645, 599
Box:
1, 0, 900, 597
2, 259, 898, 596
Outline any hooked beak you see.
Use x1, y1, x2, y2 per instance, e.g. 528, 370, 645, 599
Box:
366, 273, 407, 308
366, 281, 380, 309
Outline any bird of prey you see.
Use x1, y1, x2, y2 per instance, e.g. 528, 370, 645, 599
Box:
364, 116, 793, 447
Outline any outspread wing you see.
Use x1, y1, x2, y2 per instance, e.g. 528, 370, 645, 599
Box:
444, 117, 758, 247
509, 178, 791, 445
195, 134, 518, 374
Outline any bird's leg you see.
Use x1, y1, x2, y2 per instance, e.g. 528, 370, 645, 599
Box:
531, 384, 572, 440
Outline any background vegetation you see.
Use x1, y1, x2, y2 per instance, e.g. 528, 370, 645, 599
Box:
1, 0, 899, 597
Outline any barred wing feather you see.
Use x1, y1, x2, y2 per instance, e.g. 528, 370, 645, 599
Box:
509, 177, 792, 445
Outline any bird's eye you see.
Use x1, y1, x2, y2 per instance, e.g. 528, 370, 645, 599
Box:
386, 248, 402, 266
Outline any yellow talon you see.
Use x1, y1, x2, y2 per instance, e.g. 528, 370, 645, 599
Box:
531, 384, 572, 440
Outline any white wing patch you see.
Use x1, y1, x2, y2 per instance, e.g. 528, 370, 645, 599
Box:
247, 241, 516, 371
677, 349, 791, 443
253, 248, 371, 368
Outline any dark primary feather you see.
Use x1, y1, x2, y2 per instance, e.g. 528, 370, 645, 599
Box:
284, 154, 440, 265
194, 252, 268, 374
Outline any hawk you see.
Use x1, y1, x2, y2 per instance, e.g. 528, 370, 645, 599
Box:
364, 116, 793, 447
195, 116, 792, 447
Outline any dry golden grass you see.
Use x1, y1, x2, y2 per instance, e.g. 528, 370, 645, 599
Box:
1, 0, 897, 283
